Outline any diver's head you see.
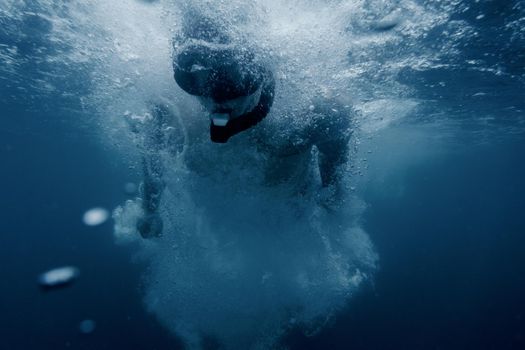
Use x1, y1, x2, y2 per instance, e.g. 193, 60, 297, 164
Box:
173, 38, 274, 143
174, 41, 263, 100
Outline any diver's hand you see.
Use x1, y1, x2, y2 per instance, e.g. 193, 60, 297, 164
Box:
137, 213, 163, 239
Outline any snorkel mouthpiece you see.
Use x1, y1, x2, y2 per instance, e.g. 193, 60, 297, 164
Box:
210, 113, 230, 126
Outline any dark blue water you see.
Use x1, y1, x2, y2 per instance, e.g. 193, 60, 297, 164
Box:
1, 0, 524, 349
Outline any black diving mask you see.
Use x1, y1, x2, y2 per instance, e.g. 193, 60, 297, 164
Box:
173, 39, 274, 143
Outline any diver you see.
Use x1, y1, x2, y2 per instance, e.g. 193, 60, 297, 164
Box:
136, 14, 352, 238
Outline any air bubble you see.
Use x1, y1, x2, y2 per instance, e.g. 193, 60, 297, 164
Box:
79, 319, 96, 334
83, 207, 109, 226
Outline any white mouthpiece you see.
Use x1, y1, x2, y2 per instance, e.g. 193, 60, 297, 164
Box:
210, 113, 230, 126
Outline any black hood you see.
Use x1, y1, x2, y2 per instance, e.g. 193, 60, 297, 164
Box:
174, 42, 264, 103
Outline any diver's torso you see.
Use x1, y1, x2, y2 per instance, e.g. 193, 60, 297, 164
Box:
158, 93, 351, 193
178, 110, 316, 192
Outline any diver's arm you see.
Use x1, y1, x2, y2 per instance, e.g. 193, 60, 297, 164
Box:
137, 151, 165, 238
135, 103, 181, 238
311, 98, 352, 205
316, 132, 351, 209
317, 137, 349, 188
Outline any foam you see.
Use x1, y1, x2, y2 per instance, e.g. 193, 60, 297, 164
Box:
115, 157, 378, 348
